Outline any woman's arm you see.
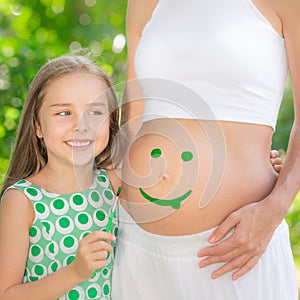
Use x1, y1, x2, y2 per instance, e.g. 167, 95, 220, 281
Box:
122, 0, 158, 139
0, 189, 115, 300
198, 0, 300, 280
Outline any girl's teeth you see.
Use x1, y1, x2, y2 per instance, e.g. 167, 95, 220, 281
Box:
67, 141, 91, 146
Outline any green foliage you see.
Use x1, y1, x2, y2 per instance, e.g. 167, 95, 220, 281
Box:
0, 0, 299, 265
272, 77, 294, 150
287, 191, 300, 267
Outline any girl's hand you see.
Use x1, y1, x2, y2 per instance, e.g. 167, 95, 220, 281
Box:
71, 230, 116, 281
270, 149, 282, 173
197, 199, 280, 280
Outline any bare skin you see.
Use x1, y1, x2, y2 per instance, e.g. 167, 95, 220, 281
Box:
122, 0, 300, 282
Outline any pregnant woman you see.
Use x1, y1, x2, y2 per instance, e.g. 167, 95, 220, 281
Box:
112, 0, 299, 299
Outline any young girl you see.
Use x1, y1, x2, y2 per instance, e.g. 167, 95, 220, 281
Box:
0, 55, 122, 300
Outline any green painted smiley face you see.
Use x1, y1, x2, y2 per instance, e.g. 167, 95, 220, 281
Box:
139, 148, 194, 209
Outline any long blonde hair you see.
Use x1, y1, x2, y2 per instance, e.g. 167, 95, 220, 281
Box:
1, 55, 122, 197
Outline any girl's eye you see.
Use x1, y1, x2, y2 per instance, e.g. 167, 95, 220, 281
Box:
88, 111, 102, 116
57, 111, 71, 116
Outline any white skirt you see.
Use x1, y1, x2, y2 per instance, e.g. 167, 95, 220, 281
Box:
112, 205, 298, 300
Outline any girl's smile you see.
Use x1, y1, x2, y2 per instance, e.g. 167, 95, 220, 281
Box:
64, 139, 95, 151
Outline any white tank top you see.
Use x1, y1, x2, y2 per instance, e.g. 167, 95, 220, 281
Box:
134, 0, 288, 130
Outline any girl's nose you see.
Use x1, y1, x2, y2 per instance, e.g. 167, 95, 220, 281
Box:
74, 116, 88, 133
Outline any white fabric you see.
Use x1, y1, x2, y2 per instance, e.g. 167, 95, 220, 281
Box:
112, 205, 298, 300
134, 0, 288, 131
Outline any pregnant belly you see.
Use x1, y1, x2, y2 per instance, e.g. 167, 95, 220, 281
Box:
121, 118, 278, 235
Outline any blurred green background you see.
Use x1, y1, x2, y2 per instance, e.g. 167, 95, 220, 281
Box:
0, 0, 299, 265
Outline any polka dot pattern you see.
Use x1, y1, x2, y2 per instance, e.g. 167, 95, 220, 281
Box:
9, 170, 117, 299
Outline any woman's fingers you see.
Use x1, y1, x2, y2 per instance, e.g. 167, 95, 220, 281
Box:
270, 150, 283, 173
205, 212, 239, 245
231, 256, 260, 280
198, 236, 238, 258
198, 226, 262, 264
210, 254, 259, 280
274, 164, 282, 172
197, 201, 278, 279
200, 248, 261, 281
270, 149, 279, 158
270, 157, 282, 165
199, 247, 240, 268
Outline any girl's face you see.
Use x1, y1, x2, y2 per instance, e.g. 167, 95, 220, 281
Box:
36, 71, 110, 169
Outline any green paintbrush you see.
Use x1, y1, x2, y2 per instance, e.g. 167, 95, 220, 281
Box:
105, 186, 122, 233
92, 186, 122, 278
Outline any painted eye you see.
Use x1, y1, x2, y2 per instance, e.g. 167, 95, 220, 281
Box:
151, 148, 162, 158
181, 151, 193, 162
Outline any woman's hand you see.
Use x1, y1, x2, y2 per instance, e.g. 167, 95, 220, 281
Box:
270, 149, 282, 173
196, 150, 283, 280
197, 199, 281, 281
70, 230, 116, 281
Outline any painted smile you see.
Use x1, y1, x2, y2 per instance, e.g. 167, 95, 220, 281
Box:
139, 188, 192, 209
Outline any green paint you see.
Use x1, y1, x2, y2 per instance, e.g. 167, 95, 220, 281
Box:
139, 188, 192, 209
117, 186, 122, 195
105, 186, 121, 233
181, 151, 193, 161
142, 149, 194, 208
151, 148, 162, 158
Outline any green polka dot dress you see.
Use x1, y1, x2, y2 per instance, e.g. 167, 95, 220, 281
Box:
9, 169, 118, 300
